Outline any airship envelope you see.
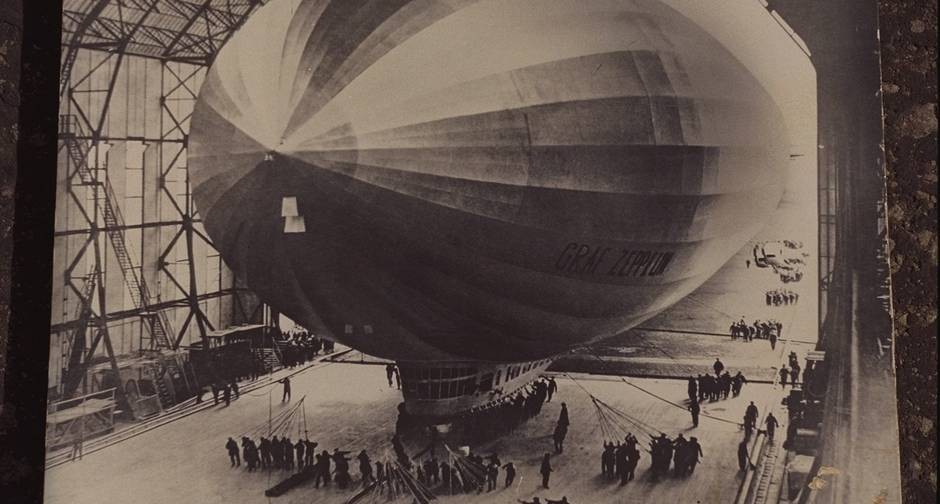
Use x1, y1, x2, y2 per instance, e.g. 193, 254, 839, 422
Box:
189, 0, 789, 362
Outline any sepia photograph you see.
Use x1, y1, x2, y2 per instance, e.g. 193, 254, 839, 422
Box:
31, 0, 902, 503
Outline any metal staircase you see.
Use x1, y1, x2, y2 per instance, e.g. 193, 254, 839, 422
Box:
61, 114, 174, 350
60, 114, 193, 403
254, 348, 282, 373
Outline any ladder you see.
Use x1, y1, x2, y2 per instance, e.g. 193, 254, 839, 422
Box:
60, 114, 175, 351
751, 441, 780, 504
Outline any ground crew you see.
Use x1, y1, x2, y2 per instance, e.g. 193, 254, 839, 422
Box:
713, 358, 725, 376
225, 437, 240, 467
503, 462, 517, 487
279, 377, 291, 401
540, 453, 553, 488
765, 413, 780, 439
689, 401, 701, 427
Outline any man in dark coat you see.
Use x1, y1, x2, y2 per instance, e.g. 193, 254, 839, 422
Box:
689, 400, 701, 427
225, 437, 240, 467
503, 461, 517, 487
540, 453, 553, 489
686, 437, 703, 474
314, 450, 331, 487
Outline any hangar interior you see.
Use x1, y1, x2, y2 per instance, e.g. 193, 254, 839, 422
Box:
51, 0, 268, 417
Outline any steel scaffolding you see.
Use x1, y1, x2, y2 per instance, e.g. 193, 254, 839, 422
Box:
52, 0, 265, 408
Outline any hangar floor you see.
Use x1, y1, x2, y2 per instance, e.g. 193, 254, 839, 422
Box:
44, 360, 785, 504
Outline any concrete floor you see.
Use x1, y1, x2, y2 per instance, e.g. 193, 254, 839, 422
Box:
44, 361, 782, 504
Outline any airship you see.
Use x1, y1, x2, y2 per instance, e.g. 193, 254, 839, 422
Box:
189, 0, 789, 419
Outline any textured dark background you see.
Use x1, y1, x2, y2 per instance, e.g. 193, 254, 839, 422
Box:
0, 1, 935, 502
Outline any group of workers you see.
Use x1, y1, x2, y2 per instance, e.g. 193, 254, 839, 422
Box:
688, 360, 749, 402
729, 318, 784, 342
454, 377, 558, 443
779, 351, 806, 388
765, 289, 800, 306
599, 434, 642, 484
198, 378, 241, 406
276, 328, 333, 369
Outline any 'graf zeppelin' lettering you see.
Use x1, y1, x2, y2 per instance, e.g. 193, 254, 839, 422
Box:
554, 242, 674, 277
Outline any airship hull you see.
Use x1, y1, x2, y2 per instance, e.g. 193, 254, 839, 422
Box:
189, 0, 790, 365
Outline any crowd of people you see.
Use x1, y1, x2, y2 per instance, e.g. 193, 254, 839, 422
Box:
599, 434, 642, 484
779, 351, 805, 388
765, 289, 800, 306
450, 377, 559, 443
276, 328, 334, 369
729, 318, 784, 342
220, 375, 569, 501
688, 360, 749, 401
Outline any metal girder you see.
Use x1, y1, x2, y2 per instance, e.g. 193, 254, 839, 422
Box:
62, 0, 264, 64
55, 1, 268, 402
51, 288, 246, 334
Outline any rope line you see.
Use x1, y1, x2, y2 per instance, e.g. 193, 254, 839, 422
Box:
581, 351, 744, 426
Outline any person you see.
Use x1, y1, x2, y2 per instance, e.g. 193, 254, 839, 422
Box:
686, 437, 703, 474
779, 366, 789, 388
713, 358, 724, 376
553, 422, 567, 453
279, 377, 291, 402
540, 453, 553, 489
385, 364, 395, 388
738, 440, 750, 471
790, 363, 800, 386
70, 435, 83, 461
688, 400, 701, 427
687, 376, 698, 402
486, 462, 498, 491
744, 414, 754, 439
769, 331, 777, 350
746, 402, 759, 428
283, 437, 294, 470
672, 434, 688, 476
294, 439, 305, 469
557, 402, 570, 428
332, 449, 351, 489
765, 413, 780, 439
547, 377, 558, 402
503, 461, 517, 487
210, 382, 220, 405
304, 440, 317, 467
732, 371, 747, 397
625, 442, 640, 483
746, 259, 751, 268
314, 450, 331, 487
226, 437, 240, 467
259, 437, 271, 469
600, 442, 612, 478
223, 382, 231, 406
